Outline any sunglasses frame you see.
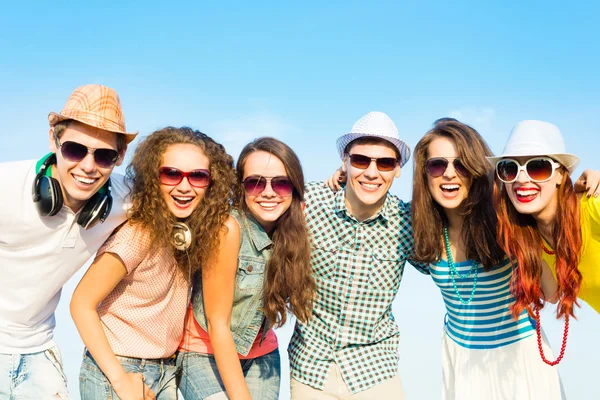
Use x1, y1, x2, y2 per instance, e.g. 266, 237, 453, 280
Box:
158, 167, 212, 188
425, 157, 470, 178
242, 175, 294, 197
347, 153, 399, 172
54, 136, 120, 168
495, 157, 561, 184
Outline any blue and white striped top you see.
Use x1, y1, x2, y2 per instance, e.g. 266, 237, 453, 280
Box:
429, 257, 535, 349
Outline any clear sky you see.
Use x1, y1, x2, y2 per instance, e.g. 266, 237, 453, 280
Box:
1, 1, 599, 399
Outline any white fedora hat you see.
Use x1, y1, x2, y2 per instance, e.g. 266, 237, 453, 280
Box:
336, 111, 411, 167
487, 120, 580, 173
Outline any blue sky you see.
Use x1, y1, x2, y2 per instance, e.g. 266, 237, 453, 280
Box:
1, 1, 599, 399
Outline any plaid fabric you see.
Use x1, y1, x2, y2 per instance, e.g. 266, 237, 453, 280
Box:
48, 84, 137, 141
289, 182, 428, 394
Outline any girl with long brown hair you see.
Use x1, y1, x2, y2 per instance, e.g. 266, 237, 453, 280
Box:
412, 118, 566, 400
493, 120, 600, 366
70, 127, 236, 400
177, 137, 315, 400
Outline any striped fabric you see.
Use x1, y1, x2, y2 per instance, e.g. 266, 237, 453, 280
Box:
429, 257, 535, 349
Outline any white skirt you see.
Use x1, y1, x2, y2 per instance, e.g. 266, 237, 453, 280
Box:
441, 330, 567, 400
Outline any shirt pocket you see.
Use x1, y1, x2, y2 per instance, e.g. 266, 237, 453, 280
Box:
310, 239, 339, 280
236, 257, 266, 293
369, 248, 404, 291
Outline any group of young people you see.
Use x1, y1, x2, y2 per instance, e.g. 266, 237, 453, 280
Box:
0, 84, 598, 400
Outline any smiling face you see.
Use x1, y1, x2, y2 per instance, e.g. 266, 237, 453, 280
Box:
426, 137, 472, 214
342, 141, 401, 219
504, 156, 563, 220
242, 150, 293, 233
49, 121, 123, 212
159, 143, 210, 219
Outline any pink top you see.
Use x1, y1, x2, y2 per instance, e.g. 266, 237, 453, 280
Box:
96, 222, 190, 359
178, 306, 278, 359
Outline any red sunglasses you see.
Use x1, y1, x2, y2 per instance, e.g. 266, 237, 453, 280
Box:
159, 167, 211, 188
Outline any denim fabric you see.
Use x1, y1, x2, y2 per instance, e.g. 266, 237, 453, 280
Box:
191, 209, 272, 356
0, 345, 70, 399
177, 348, 280, 400
79, 350, 177, 400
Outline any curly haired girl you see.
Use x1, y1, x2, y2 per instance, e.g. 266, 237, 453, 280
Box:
70, 127, 236, 400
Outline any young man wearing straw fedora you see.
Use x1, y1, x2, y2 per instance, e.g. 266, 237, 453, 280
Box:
289, 112, 428, 399
0, 84, 137, 399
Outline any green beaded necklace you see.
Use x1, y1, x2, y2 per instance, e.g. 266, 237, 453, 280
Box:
443, 226, 478, 305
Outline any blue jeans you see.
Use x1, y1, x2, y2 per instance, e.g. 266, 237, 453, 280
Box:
177, 349, 280, 400
79, 350, 178, 400
0, 345, 70, 399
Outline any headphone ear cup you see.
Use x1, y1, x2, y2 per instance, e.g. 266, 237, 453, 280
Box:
77, 191, 111, 230
34, 175, 63, 216
172, 222, 192, 250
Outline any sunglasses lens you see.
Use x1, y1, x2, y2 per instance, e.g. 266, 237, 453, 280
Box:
188, 170, 211, 188
453, 159, 470, 177
243, 176, 267, 196
94, 148, 120, 168
60, 141, 88, 162
376, 158, 398, 172
271, 177, 294, 196
526, 159, 554, 182
426, 158, 448, 177
349, 154, 372, 169
496, 160, 518, 182
159, 167, 184, 185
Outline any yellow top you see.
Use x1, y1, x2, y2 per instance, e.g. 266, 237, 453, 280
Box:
542, 196, 600, 314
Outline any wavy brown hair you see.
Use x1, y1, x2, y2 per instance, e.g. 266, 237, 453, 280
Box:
494, 167, 582, 319
126, 126, 237, 279
412, 118, 505, 269
235, 137, 315, 327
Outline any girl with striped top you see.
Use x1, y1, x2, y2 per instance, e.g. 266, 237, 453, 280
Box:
70, 127, 236, 400
411, 119, 565, 400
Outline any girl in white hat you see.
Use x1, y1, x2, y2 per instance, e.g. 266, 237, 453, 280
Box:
411, 119, 567, 400
492, 120, 600, 367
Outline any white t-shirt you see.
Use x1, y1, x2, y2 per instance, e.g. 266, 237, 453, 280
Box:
0, 159, 129, 354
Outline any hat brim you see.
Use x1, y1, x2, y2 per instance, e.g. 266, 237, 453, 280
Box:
487, 153, 580, 174
48, 112, 138, 144
336, 133, 411, 167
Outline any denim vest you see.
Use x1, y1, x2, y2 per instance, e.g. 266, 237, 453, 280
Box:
191, 209, 272, 356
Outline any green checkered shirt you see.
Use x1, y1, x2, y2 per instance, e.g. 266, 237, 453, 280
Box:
289, 182, 428, 394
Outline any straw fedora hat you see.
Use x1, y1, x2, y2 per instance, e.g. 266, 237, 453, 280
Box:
487, 120, 579, 173
336, 111, 411, 167
48, 84, 138, 144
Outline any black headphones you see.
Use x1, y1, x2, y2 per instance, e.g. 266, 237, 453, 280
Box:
32, 153, 113, 230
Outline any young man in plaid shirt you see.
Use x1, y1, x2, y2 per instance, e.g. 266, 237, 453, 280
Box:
289, 111, 428, 399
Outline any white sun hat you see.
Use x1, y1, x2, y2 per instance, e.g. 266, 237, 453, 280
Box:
487, 120, 580, 173
336, 111, 411, 167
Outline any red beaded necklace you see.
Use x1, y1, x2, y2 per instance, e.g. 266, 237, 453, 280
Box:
541, 242, 555, 255
536, 308, 569, 366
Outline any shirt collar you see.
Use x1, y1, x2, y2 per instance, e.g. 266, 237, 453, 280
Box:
244, 212, 273, 251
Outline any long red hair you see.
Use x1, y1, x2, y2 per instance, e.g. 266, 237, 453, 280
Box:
494, 170, 582, 319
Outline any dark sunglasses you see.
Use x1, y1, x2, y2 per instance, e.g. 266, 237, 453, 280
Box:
348, 154, 398, 172
55, 138, 120, 168
425, 157, 470, 178
243, 175, 294, 197
159, 167, 211, 188
495, 157, 561, 183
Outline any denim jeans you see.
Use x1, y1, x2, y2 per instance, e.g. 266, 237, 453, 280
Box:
177, 349, 280, 400
79, 350, 178, 400
0, 345, 70, 399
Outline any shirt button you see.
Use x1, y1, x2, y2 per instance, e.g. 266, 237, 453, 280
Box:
247, 265, 254, 272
